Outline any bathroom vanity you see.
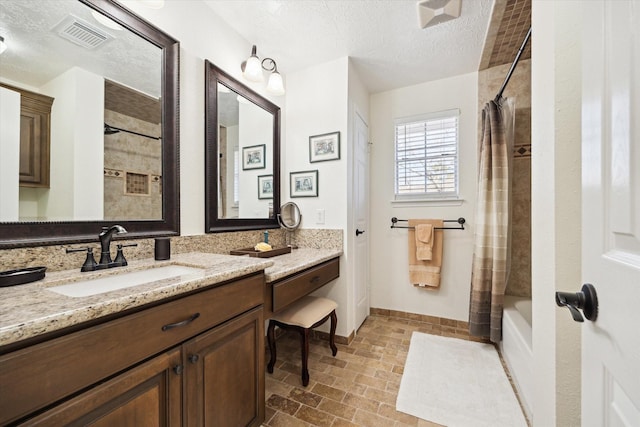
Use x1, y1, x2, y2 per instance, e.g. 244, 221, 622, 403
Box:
0, 249, 341, 426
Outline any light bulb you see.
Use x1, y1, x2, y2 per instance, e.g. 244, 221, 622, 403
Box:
266, 71, 285, 96
243, 55, 263, 82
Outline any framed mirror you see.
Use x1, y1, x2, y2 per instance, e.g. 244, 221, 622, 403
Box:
0, 0, 179, 248
204, 60, 281, 232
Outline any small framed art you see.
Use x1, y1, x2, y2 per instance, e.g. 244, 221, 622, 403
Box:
242, 144, 266, 170
290, 170, 318, 198
309, 131, 340, 163
258, 175, 273, 199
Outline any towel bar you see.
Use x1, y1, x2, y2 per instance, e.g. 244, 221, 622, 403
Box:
390, 217, 465, 230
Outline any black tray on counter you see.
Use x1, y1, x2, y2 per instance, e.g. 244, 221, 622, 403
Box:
0, 266, 47, 287
229, 247, 292, 258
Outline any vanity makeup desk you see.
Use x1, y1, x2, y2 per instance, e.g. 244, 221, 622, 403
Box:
263, 248, 340, 318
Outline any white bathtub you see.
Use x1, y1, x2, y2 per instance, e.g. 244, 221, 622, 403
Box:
500, 295, 533, 421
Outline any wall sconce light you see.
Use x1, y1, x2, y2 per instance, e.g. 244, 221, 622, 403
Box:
241, 45, 285, 96
0, 36, 7, 55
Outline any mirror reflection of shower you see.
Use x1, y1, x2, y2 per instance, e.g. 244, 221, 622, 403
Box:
103, 79, 162, 221
278, 202, 301, 249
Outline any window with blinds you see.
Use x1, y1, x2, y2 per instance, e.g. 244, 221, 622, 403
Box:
394, 110, 459, 199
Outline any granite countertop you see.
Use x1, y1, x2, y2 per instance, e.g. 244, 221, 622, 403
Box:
264, 247, 342, 282
0, 249, 342, 349
0, 253, 272, 348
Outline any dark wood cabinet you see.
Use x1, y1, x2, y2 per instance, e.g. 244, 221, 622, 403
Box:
269, 257, 340, 314
0, 273, 265, 426
184, 306, 264, 427
23, 348, 182, 426
0, 82, 54, 187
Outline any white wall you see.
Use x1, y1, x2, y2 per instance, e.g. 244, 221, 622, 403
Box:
531, 1, 583, 426
37, 67, 104, 221
369, 72, 478, 321
283, 57, 348, 228
119, 0, 284, 236
284, 57, 352, 336
238, 102, 274, 218
0, 87, 21, 221
225, 125, 239, 218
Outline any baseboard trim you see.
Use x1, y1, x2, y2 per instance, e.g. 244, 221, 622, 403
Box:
370, 307, 490, 343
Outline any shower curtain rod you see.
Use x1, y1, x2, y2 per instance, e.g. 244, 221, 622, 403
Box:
104, 123, 161, 140
494, 26, 532, 103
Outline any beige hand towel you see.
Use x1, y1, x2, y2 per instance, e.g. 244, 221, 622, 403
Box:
415, 224, 434, 260
408, 219, 444, 288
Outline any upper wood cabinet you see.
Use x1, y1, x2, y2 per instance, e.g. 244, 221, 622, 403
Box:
0, 83, 54, 188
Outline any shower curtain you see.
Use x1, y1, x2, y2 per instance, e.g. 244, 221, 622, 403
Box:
469, 98, 514, 343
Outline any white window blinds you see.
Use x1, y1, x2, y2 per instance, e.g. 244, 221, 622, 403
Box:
394, 110, 459, 198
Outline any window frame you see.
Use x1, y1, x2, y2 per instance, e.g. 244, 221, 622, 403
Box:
393, 109, 460, 202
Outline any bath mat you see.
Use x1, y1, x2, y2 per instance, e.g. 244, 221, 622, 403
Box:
396, 332, 527, 427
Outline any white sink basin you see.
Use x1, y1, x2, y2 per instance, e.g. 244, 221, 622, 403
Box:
49, 265, 205, 298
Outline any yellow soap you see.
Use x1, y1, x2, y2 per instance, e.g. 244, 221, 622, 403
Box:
254, 242, 272, 252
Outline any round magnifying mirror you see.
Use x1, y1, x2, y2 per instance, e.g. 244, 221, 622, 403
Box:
278, 202, 301, 247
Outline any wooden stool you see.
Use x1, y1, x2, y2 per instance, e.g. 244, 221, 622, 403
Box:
266, 296, 338, 386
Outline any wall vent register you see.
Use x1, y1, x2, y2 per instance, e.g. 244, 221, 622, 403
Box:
53, 14, 113, 49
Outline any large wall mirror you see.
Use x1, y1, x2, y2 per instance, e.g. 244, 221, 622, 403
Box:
0, 0, 179, 248
205, 61, 281, 232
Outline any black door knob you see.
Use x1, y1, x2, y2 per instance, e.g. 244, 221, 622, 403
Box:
356, 229, 365, 236
555, 283, 598, 322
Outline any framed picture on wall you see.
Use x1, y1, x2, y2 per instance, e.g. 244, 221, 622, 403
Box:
290, 170, 318, 198
258, 175, 273, 199
242, 144, 266, 170
309, 131, 340, 163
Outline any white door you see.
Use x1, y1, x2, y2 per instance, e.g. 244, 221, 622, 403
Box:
581, 1, 640, 425
354, 112, 370, 329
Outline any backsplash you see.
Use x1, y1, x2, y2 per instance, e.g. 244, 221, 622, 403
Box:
0, 228, 343, 273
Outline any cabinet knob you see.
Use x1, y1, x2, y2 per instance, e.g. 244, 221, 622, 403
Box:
173, 365, 183, 375
188, 354, 199, 364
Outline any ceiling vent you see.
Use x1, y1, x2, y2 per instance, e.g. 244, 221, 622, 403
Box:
417, 0, 462, 29
53, 15, 113, 49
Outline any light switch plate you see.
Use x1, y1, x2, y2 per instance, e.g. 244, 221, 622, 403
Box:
316, 209, 325, 224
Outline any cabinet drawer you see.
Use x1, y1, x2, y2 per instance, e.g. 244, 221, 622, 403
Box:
272, 258, 339, 312
0, 273, 264, 425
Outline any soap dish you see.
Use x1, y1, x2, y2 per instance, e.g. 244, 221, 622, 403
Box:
0, 266, 47, 287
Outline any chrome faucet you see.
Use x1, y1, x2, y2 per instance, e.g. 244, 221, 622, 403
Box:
98, 225, 127, 267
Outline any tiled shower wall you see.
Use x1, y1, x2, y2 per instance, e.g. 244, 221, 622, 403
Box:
104, 109, 162, 221
478, 58, 531, 298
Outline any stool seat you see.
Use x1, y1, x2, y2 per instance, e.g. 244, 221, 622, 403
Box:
271, 296, 338, 328
267, 296, 338, 386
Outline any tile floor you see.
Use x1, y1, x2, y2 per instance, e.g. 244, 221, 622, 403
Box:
263, 313, 459, 426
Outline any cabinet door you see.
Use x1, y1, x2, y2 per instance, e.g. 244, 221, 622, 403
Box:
23, 348, 182, 426
184, 306, 264, 427
19, 110, 44, 185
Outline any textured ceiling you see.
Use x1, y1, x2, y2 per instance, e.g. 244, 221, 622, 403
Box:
204, 0, 494, 94
0, 0, 161, 98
